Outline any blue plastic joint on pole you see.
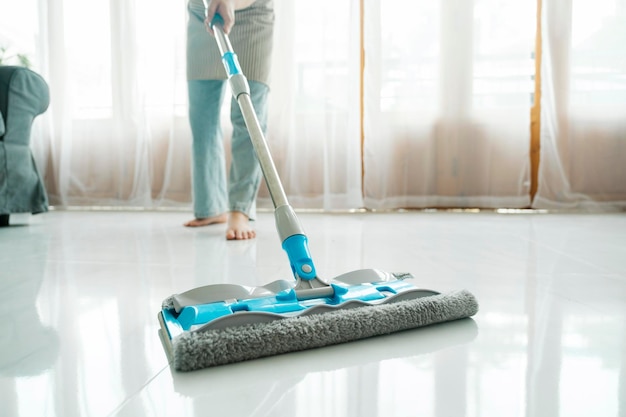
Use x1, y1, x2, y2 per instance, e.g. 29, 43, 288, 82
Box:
282, 234, 318, 280
221, 51, 241, 76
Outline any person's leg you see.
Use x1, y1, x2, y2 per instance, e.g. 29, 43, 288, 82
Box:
226, 80, 270, 240
185, 79, 229, 227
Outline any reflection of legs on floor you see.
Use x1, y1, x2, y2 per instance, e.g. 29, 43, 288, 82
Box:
190, 227, 259, 287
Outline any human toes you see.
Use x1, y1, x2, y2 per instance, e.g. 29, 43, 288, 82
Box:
226, 228, 256, 240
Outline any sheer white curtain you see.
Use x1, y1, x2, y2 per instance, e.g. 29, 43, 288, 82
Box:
363, 0, 536, 209
262, 0, 363, 210
534, 0, 626, 209
0, 0, 363, 210
42, 0, 190, 207
3, 0, 624, 211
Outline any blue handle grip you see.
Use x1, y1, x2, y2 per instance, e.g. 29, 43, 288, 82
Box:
210, 13, 224, 29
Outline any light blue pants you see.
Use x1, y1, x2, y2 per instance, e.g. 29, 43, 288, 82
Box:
188, 79, 269, 220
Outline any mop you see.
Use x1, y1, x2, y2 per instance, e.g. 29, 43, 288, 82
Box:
158, 15, 479, 372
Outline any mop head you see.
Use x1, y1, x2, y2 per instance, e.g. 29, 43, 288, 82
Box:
159, 289, 478, 372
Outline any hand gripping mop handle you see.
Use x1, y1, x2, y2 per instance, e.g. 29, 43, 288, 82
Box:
211, 15, 330, 296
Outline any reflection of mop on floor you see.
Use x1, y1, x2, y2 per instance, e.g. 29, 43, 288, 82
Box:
168, 320, 478, 416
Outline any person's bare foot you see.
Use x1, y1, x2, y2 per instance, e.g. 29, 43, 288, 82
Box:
226, 211, 256, 240
184, 213, 228, 227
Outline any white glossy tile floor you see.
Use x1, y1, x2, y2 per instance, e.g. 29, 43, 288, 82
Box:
1, 209, 625, 417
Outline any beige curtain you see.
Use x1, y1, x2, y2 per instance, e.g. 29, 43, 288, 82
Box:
363, 0, 536, 209
533, 0, 626, 210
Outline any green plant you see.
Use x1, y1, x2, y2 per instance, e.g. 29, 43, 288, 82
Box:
0, 46, 32, 68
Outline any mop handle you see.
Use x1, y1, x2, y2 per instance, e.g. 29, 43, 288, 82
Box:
210, 15, 288, 210
210, 15, 328, 287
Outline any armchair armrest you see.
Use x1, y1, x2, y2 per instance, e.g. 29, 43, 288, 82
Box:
0, 66, 50, 145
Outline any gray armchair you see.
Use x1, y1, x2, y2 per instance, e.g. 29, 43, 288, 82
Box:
0, 66, 50, 226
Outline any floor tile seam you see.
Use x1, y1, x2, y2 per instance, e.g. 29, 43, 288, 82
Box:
533, 271, 626, 284
40, 258, 196, 268
105, 364, 172, 417
521, 236, 620, 276
543, 285, 626, 319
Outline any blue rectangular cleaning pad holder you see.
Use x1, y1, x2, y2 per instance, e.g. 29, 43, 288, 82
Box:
162, 277, 424, 337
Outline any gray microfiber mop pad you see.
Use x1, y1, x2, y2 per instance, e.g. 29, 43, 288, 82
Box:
169, 289, 478, 371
